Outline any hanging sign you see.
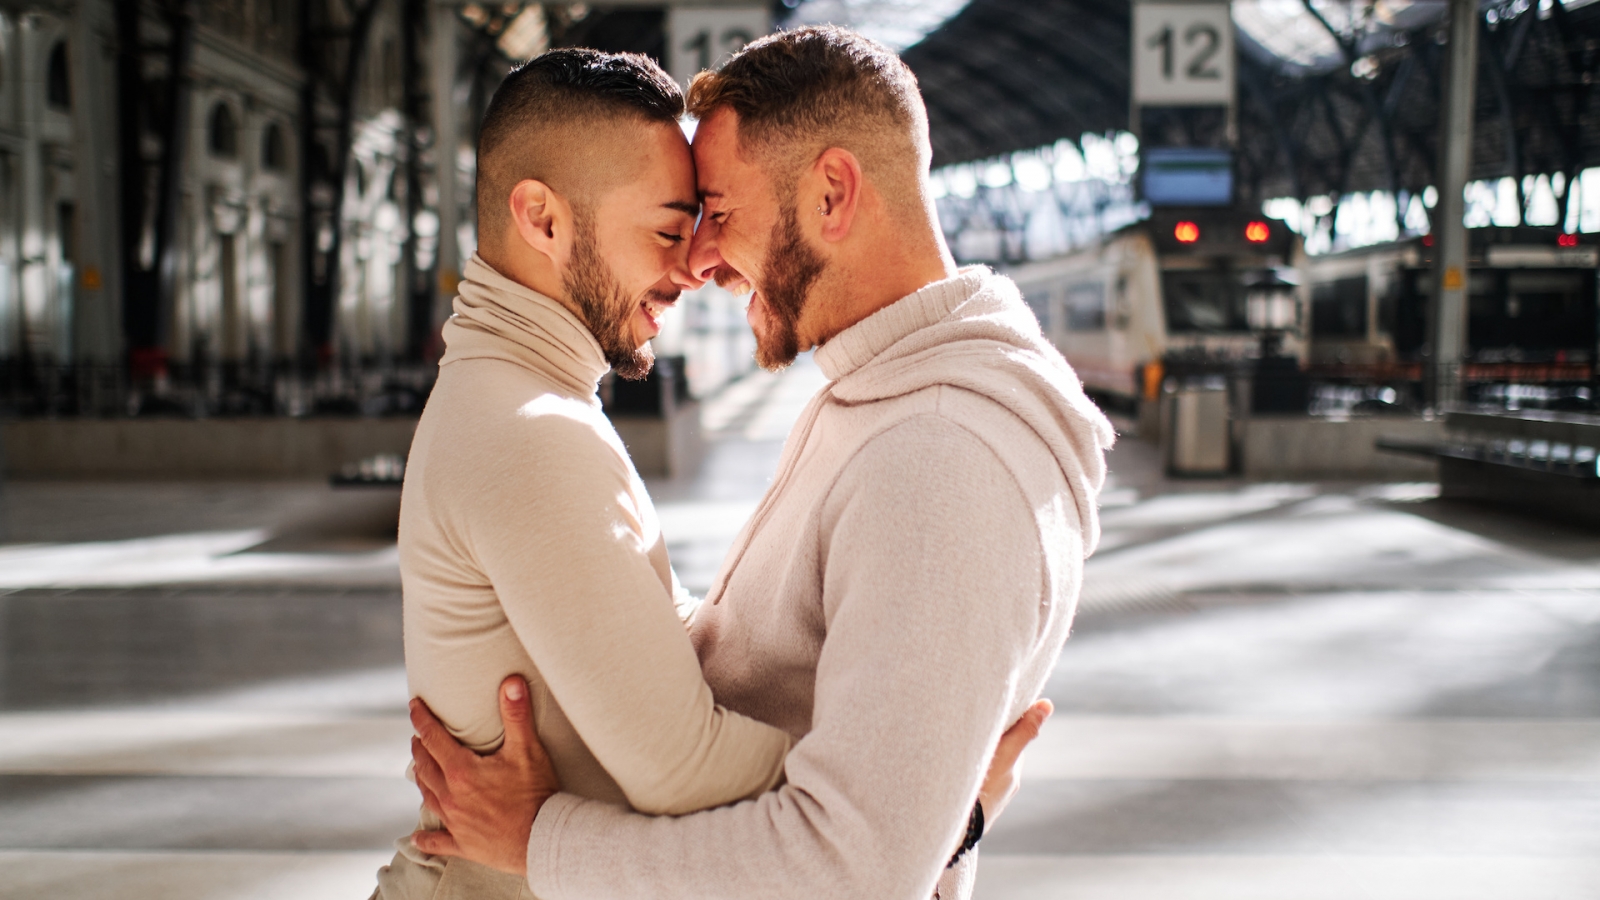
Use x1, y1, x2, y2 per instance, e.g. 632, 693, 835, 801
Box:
1132, 2, 1235, 106
667, 6, 770, 88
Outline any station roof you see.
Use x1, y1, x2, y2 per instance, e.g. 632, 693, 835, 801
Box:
902, 0, 1600, 201
901, 0, 1131, 168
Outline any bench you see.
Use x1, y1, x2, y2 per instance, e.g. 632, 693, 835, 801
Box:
1377, 409, 1600, 528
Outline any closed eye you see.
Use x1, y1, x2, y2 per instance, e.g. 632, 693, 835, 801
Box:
658, 232, 685, 244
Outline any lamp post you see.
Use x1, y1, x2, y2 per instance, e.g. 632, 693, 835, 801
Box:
1428, 0, 1480, 411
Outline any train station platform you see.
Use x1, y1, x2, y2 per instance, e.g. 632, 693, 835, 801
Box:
0, 355, 1596, 900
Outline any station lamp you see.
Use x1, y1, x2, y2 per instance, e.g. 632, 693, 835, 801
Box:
1244, 221, 1271, 243
1558, 233, 1580, 247
1174, 221, 1200, 243
1246, 268, 1299, 334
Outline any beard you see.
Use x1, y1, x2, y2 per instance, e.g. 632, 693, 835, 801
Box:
565, 212, 655, 381
749, 202, 827, 371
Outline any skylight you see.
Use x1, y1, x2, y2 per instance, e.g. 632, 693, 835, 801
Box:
786, 0, 973, 52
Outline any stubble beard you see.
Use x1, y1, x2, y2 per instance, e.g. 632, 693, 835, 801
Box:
565, 213, 655, 381
750, 202, 827, 371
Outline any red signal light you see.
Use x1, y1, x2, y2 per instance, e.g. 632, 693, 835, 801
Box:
1174, 221, 1200, 243
1244, 221, 1270, 243
1558, 233, 1579, 248
1422, 234, 1434, 247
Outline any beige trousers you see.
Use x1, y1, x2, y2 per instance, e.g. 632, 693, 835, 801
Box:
370, 848, 533, 900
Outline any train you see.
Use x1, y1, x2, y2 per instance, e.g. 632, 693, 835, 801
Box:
1300, 226, 1597, 410
1003, 216, 1598, 416
1001, 207, 1305, 413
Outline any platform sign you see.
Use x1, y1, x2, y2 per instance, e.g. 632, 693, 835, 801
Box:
668, 6, 770, 88
1143, 147, 1233, 206
1132, 2, 1235, 106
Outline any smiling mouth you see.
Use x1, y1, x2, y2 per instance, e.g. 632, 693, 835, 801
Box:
639, 292, 679, 329
713, 266, 754, 297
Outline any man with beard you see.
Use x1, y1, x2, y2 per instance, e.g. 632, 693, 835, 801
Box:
377, 47, 1043, 900
408, 26, 1114, 900
371, 49, 793, 900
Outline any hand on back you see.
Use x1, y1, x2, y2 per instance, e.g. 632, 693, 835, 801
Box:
409, 675, 558, 876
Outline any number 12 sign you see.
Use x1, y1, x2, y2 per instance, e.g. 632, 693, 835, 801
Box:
1132, 2, 1234, 106
668, 6, 771, 88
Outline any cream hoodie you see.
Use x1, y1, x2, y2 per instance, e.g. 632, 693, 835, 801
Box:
373, 254, 791, 900
523, 266, 1114, 900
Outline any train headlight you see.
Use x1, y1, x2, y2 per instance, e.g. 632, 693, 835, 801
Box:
1174, 221, 1200, 243
1244, 221, 1271, 243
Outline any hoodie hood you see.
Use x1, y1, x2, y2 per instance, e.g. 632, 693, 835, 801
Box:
438, 253, 609, 399
816, 267, 1115, 555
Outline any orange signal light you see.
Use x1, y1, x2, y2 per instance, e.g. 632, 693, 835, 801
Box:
1174, 221, 1200, 243
1244, 221, 1270, 243
1558, 233, 1579, 248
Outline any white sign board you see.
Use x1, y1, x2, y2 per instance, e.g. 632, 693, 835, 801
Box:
668, 7, 770, 88
1132, 2, 1234, 106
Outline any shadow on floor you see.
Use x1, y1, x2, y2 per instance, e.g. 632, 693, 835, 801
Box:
0, 588, 403, 711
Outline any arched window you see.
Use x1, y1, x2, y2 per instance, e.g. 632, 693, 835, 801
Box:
208, 103, 238, 158
261, 122, 287, 171
46, 42, 70, 110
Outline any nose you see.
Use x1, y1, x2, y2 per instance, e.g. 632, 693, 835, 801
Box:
668, 235, 704, 292
688, 217, 724, 285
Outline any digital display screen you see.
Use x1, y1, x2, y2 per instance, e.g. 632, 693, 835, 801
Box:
1143, 147, 1233, 206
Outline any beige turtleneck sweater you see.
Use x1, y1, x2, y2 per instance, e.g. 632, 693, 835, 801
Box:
522, 267, 1114, 900
373, 255, 791, 900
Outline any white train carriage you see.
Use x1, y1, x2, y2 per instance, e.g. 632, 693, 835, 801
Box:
1001, 209, 1304, 409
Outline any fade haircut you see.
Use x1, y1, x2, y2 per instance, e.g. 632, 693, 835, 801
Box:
686, 26, 931, 212
476, 48, 684, 241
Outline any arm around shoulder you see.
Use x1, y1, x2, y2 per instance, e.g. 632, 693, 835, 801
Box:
523, 416, 1056, 899
466, 408, 791, 817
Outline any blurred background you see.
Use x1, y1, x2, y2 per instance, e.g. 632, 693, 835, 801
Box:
0, 0, 1598, 898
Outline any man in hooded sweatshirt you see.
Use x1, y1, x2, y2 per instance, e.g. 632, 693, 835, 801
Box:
408, 25, 1115, 900
380, 47, 1044, 900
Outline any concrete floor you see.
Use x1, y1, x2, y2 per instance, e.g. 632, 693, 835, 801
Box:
1, 355, 1596, 899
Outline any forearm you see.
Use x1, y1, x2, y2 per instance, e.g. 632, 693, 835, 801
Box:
524, 638, 1025, 900
520, 421, 1056, 899
475, 422, 790, 815
526, 474, 1044, 896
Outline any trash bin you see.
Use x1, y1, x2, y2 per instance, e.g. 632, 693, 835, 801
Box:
1166, 380, 1230, 476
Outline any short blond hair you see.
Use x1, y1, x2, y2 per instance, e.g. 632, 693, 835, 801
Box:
687, 26, 931, 204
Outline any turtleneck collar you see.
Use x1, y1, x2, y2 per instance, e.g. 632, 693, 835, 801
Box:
813, 266, 989, 381
438, 253, 610, 399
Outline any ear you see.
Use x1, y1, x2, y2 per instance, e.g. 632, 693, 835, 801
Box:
811, 148, 862, 243
507, 179, 575, 270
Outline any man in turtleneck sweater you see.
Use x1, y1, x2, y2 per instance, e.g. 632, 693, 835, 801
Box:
372, 51, 795, 900
409, 26, 1115, 900
378, 48, 1043, 900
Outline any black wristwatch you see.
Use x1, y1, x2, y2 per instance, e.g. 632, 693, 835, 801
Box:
945, 800, 985, 868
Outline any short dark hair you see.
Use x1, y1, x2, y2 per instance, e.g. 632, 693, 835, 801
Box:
479, 48, 683, 163
686, 26, 928, 200
476, 49, 684, 238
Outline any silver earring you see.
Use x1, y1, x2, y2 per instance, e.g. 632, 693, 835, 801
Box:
817, 205, 829, 216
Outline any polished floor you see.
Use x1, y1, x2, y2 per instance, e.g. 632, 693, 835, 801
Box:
1, 357, 1596, 899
